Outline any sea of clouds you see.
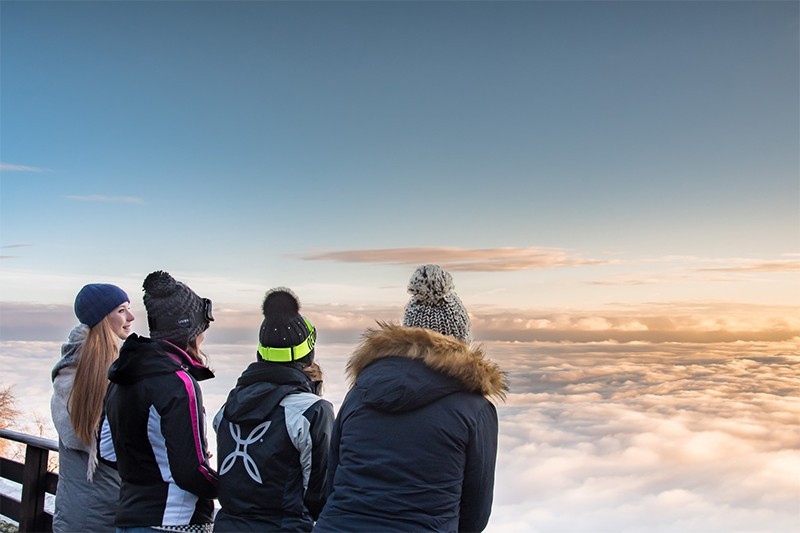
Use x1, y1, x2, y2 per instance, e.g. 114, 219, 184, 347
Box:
2, 336, 798, 532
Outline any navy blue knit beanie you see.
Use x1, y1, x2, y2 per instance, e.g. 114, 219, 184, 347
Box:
74, 283, 130, 328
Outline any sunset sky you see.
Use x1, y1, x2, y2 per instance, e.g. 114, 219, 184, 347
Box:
1, 0, 797, 332
1, 2, 798, 531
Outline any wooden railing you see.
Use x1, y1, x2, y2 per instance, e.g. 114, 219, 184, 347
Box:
0, 428, 58, 532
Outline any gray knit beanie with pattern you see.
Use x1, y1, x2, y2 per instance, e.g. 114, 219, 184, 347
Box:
402, 264, 471, 342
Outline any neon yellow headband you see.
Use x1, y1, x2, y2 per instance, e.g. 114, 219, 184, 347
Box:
257, 317, 316, 362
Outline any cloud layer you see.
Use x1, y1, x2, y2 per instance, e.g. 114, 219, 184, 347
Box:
471, 301, 800, 343
2, 300, 798, 346
3, 338, 798, 532
488, 339, 800, 532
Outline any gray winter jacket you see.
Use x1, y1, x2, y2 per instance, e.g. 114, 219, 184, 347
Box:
50, 324, 120, 533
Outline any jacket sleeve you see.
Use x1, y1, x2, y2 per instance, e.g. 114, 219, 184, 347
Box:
97, 408, 117, 468
51, 368, 91, 453
304, 398, 335, 520
325, 393, 348, 496
459, 400, 499, 533
97, 385, 119, 468
153, 371, 219, 499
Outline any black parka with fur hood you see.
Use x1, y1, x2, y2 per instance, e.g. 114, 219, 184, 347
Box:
313, 324, 507, 533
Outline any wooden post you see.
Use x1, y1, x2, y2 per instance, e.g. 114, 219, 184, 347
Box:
19, 444, 50, 532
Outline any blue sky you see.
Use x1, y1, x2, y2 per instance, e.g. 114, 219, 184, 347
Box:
1, 0, 797, 336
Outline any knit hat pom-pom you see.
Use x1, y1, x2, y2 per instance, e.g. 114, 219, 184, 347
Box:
142, 270, 177, 296
407, 264, 455, 305
262, 287, 301, 318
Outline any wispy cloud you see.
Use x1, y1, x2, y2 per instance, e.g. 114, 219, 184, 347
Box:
697, 260, 800, 273
0, 245, 32, 260
303, 247, 612, 272
589, 256, 800, 285
589, 272, 741, 286
65, 194, 144, 205
0, 162, 45, 172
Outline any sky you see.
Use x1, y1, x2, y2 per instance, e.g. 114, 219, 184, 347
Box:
0, 0, 797, 325
0, 1, 799, 531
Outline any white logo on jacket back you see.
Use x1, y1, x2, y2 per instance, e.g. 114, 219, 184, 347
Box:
219, 420, 271, 484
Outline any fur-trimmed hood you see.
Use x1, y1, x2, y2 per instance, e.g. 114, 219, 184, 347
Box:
347, 323, 508, 403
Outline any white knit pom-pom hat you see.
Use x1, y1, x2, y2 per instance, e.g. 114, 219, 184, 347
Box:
402, 264, 471, 342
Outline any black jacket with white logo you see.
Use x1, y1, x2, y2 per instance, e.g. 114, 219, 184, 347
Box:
99, 334, 218, 528
213, 360, 334, 532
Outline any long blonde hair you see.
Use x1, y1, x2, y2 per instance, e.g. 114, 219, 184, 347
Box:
69, 317, 120, 445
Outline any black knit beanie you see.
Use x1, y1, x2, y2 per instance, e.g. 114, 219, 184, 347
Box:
257, 287, 316, 364
143, 270, 213, 347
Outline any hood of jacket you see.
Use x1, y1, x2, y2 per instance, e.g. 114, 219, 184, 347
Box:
347, 323, 508, 413
108, 333, 214, 385
223, 361, 315, 424
51, 324, 90, 455
52, 324, 88, 381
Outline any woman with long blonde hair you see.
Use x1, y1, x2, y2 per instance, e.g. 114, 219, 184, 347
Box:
51, 283, 135, 532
